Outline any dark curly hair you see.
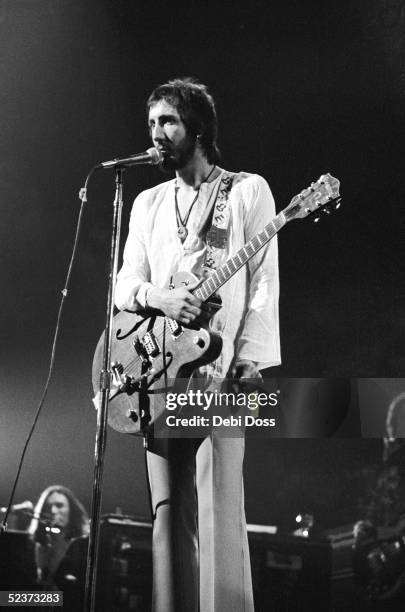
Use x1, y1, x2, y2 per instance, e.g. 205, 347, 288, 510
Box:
147, 77, 221, 164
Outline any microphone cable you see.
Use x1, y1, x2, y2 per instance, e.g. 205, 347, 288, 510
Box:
0, 165, 98, 535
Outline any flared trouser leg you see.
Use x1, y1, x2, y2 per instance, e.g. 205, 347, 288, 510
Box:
197, 433, 254, 612
146, 433, 254, 612
146, 437, 200, 612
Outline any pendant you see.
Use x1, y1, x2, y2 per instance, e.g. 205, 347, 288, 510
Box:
177, 225, 188, 240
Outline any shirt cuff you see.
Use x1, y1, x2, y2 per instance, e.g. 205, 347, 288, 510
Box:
136, 282, 155, 308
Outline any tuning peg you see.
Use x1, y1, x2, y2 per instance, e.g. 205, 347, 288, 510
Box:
323, 207, 331, 215
332, 198, 342, 210
312, 213, 321, 223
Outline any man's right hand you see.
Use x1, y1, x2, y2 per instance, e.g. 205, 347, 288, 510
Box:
147, 280, 208, 325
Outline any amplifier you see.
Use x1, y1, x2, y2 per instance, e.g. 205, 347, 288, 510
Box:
55, 518, 380, 611
55, 516, 152, 612
247, 527, 331, 611
0, 530, 37, 589
248, 524, 392, 611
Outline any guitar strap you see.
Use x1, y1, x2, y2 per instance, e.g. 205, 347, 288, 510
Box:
203, 171, 235, 271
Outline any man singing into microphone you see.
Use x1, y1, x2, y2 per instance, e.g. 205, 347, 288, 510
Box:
115, 77, 280, 611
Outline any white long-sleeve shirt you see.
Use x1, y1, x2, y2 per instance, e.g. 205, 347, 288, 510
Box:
115, 169, 281, 377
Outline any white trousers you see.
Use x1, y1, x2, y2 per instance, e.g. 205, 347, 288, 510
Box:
146, 433, 254, 612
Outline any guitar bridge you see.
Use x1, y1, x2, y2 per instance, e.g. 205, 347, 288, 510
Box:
133, 336, 150, 364
111, 362, 138, 394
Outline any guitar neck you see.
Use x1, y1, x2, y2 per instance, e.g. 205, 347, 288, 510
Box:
195, 211, 287, 301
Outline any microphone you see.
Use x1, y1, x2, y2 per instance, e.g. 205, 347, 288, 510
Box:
0, 500, 34, 513
100, 147, 163, 169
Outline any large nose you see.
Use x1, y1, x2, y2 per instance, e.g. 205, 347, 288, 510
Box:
151, 122, 165, 143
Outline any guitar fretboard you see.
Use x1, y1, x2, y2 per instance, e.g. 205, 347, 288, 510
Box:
195, 211, 286, 301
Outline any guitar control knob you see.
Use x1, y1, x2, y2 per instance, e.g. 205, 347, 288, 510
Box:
126, 409, 138, 423
193, 336, 205, 349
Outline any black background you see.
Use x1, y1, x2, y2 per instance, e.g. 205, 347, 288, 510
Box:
0, 0, 404, 530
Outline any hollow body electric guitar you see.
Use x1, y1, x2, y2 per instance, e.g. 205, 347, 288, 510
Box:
92, 174, 341, 434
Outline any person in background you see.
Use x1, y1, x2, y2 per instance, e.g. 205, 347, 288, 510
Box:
28, 485, 89, 588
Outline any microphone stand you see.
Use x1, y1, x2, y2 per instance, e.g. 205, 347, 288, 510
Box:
84, 167, 125, 612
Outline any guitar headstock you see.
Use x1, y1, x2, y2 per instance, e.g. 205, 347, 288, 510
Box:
283, 173, 341, 223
